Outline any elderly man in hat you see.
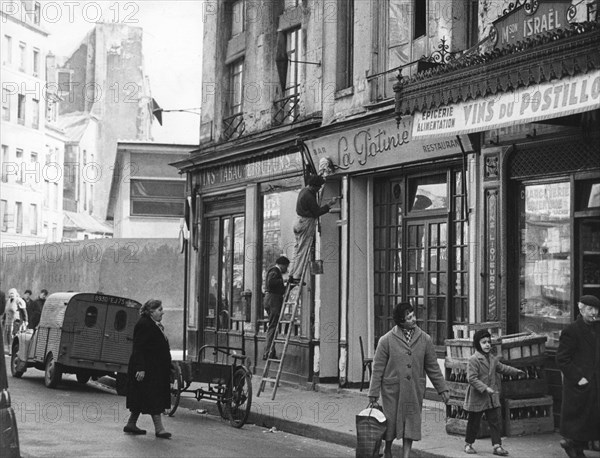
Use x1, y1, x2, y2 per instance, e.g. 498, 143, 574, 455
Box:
556, 295, 600, 458
288, 174, 339, 284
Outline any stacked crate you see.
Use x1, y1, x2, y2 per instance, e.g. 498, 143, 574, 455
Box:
496, 333, 554, 436
444, 322, 502, 438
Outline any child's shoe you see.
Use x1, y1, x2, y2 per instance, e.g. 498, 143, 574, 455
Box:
464, 443, 477, 454
493, 445, 509, 456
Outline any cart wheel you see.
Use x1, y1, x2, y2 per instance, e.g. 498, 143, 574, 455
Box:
44, 353, 62, 389
227, 368, 252, 428
11, 343, 24, 378
168, 363, 182, 417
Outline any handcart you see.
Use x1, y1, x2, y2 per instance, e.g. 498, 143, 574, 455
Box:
168, 321, 252, 428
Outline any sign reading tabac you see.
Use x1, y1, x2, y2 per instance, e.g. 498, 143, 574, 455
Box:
489, 0, 574, 48
413, 70, 600, 138
305, 116, 471, 174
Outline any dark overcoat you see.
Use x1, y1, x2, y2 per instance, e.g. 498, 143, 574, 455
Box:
556, 316, 600, 441
368, 326, 447, 441
463, 351, 520, 412
126, 314, 172, 415
264, 266, 285, 312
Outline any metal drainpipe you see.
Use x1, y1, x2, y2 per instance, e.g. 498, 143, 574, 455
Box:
338, 176, 349, 387
313, 232, 322, 385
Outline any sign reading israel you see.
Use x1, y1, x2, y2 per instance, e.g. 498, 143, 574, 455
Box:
489, 0, 575, 48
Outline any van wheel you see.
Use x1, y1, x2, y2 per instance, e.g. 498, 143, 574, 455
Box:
11, 344, 25, 378
76, 373, 91, 384
44, 354, 62, 388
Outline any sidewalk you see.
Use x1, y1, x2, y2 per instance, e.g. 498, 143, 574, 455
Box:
176, 374, 600, 458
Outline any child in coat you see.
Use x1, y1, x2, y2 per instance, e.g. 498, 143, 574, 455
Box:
463, 330, 525, 456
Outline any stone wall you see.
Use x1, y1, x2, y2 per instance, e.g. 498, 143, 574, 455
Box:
0, 238, 185, 348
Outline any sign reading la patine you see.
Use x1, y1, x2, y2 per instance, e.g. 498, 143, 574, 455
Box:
305, 116, 470, 174
413, 70, 600, 138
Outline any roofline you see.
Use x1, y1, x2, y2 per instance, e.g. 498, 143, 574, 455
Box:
0, 11, 49, 36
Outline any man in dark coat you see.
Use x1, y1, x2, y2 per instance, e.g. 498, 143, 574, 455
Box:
556, 294, 600, 458
288, 174, 338, 283
27, 289, 47, 329
125, 299, 172, 438
263, 256, 290, 360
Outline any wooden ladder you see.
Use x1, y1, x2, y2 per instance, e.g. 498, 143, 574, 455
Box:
257, 251, 311, 400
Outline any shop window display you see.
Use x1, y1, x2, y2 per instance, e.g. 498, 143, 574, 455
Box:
519, 182, 571, 348
261, 184, 301, 330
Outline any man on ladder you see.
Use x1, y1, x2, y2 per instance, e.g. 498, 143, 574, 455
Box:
262, 256, 290, 361
288, 174, 339, 284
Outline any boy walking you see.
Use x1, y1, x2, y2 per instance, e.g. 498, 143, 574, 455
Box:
463, 330, 525, 456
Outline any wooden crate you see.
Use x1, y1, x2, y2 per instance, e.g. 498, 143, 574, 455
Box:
445, 358, 469, 399
500, 357, 548, 399
446, 398, 499, 438
498, 334, 547, 361
452, 322, 502, 339
503, 396, 554, 436
445, 338, 502, 360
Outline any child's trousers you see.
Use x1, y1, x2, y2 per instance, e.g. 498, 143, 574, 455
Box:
465, 408, 502, 445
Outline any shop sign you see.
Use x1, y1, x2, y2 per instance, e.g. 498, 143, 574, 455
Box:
525, 182, 570, 218
489, 0, 573, 48
304, 116, 471, 174
486, 189, 499, 320
413, 70, 600, 138
197, 152, 303, 189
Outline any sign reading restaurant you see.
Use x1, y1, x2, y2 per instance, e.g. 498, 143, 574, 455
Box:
413, 70, 600, 138
305, 116, 471, 174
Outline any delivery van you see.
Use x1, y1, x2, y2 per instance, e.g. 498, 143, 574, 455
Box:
10, 292, 141, 394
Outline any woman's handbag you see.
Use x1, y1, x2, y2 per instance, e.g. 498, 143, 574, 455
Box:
356, 401, 387, 458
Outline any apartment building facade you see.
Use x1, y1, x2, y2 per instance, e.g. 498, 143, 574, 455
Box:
1, 1, 65, 245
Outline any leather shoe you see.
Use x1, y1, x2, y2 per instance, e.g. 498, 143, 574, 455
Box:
560, 440, 578, 458
155, 431, 172, 439
123, 425, 146, 435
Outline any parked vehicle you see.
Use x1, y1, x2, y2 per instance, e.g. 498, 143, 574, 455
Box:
10, 292, 141, 394
0, 297, 20, 458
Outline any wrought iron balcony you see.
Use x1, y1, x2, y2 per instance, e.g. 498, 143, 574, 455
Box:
222, 112, 245, 141
272, 89, 300, 126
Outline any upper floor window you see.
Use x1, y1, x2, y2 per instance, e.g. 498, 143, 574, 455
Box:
32, 98, 39, 129
3, 35, 11, 65
15, 201, 23, 233
17, 94, 25, 124
372, 0, 429, 101
336, 0, 354, 91
34, 2, 41, 25
284, 28, 302, 96
2, 88, 10, 121
230, 0, 246, 37
274, 27, 302, 125
228, 59, 244, 116
130, 179, 185, 217
33, 48, 40, 76
0, 200, 7, 232
30, 203, 38, 235
19, 41, 26, 72
1, 145, 8, 183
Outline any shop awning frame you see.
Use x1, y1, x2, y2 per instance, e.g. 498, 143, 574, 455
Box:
395, 23, 600, 119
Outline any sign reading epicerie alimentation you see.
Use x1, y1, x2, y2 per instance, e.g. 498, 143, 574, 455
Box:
413, 70, 600, 138
305, 116, 471, 174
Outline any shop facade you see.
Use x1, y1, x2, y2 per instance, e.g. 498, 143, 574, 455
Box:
304, 112, 475, 384
395, 15, 600, 419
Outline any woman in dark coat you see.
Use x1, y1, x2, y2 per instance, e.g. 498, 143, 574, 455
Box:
124, 299, 172, 438
556, 295, 600, 458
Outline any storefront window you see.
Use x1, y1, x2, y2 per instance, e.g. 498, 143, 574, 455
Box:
519, 182, 571, 348
261, 181, 301, 330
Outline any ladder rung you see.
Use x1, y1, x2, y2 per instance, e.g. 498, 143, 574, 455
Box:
279, 320, 292, 324
268, 358, 282, 363
262, 377, 277, 383
274, 339, 286, 343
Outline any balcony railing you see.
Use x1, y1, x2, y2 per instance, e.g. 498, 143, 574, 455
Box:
222, 112, 245, 141
272, 89, 300, 126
